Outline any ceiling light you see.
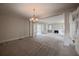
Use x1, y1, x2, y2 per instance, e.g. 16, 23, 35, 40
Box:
29, 8, 38, 22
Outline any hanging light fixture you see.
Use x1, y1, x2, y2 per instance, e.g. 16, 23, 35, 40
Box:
30, 8, 38, 22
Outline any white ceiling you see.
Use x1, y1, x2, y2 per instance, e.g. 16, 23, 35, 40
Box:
11, 3, 79, 18
38, 14, 64, 23
0, 3, 79, 19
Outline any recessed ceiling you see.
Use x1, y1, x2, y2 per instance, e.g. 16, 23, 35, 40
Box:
0, 3, 79, 19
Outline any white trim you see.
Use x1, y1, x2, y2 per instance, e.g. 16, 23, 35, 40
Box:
0, 35, 29, 43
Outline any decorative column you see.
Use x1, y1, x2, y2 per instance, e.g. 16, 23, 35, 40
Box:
64, 12, 73, 46
29, 21, 33, 37
46, 24, 48, 33
64, 12, 70, 37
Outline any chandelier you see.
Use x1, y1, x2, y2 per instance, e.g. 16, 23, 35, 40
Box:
30, 8, 38, 22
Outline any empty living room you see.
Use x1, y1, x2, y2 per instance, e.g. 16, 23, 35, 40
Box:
0, 3, 79, 56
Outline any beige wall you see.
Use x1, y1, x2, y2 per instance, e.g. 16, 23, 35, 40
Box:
0, 15, 29, 43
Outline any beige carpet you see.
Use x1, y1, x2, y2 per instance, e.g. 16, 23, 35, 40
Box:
0, 36, 78, 56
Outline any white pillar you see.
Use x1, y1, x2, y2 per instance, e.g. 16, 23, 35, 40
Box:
33, 23, 37, 37
64, 12, 70, 37
64, 12, 73, 46
29, 21, 33, 37
46, 24, 48, 33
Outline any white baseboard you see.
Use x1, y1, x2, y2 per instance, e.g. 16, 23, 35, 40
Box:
0, 35, 29, 43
